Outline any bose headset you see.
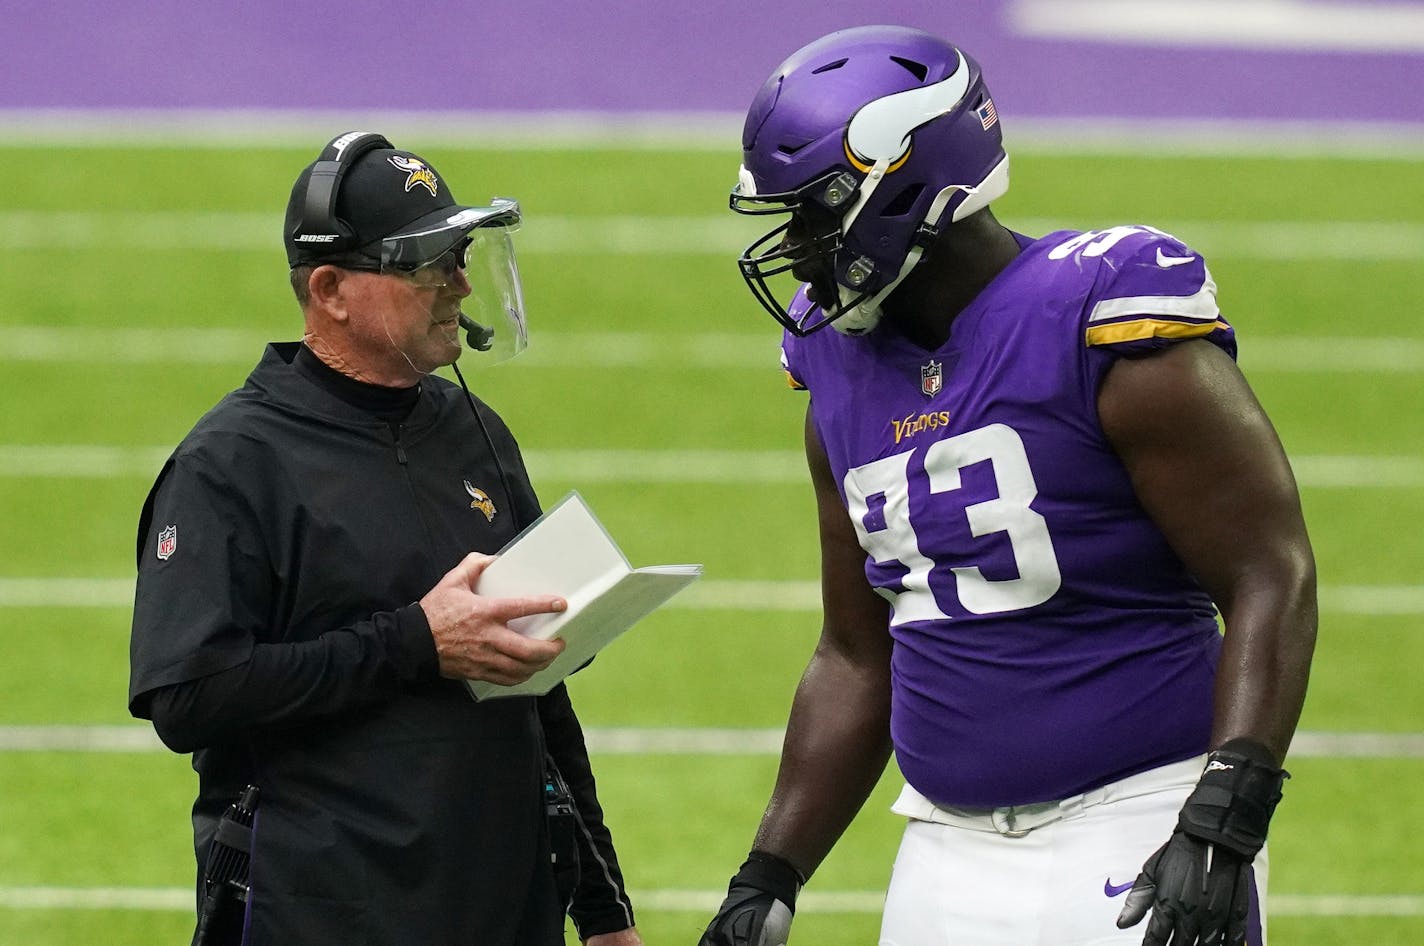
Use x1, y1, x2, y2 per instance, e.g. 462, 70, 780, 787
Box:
290, 130, 495, 352
290, 130, 394, 255
290, 131, 517, 510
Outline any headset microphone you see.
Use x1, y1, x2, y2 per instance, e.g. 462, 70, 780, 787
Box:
458, 314, 495, 352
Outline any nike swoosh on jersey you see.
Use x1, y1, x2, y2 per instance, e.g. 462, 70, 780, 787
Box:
1104, 878, 1136, 897
1156, 248, 1196, 267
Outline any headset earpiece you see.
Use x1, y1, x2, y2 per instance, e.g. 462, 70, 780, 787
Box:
291, 131, 394, 256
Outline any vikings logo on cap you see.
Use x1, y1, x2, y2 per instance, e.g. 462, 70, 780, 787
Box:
388, 155, 439, 197
464, 480, 496, 522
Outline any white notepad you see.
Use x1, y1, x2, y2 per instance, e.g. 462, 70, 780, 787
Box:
464, 491, 702, 701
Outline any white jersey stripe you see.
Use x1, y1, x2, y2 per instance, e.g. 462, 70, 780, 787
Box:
1086, 276, 1221, 324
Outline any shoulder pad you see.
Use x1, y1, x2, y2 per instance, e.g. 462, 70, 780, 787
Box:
1046, 226, 1228, 352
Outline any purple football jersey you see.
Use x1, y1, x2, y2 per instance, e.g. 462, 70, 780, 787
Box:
782, 226, 1236, 808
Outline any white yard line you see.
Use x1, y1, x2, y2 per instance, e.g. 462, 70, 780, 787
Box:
1, 445, 1423, 487
1010, 0, 1424, 53
2, 326, 1423, 372
0, 883, 1419, 915
1, 725, 1421, 758
9, 576, 1424, 623
0, 886, 194, 911
0, 327, 783, 367
0, 109, 1421, 158
3, 577, 1424, 616
2, 212, 1423, 259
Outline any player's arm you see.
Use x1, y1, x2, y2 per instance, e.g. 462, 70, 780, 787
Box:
1099, 338, 1317, 945
1100, 338, 1316, 762
753, 404, 897, 868
699, 404, 894, 946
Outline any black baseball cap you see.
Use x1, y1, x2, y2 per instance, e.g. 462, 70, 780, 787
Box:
283, 132, 518, 269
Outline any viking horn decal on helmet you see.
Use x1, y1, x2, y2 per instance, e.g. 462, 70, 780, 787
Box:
844, 51, 970, 170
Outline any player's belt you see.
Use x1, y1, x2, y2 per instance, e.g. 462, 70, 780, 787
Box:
890, 756, 1206, 839
915, 797, 1066, 838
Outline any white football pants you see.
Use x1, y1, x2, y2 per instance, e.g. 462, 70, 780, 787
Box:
877, 756, 1270, 946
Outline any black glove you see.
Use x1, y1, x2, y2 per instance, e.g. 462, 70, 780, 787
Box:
698, 851, 804, 946
1117, 747, 1288, 946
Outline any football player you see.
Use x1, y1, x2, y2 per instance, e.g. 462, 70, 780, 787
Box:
698, 25, 1316, 946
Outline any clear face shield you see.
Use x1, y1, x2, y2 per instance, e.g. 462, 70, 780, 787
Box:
378, 198, 530, 372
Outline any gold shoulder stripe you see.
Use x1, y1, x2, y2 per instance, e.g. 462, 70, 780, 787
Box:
1086, 318, 1230, 347
785, 370, 807, 390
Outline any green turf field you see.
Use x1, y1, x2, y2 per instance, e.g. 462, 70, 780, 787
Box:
1, 136, 1422, 945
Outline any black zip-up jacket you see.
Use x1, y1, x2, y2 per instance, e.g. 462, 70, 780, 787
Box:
129, 342, 634, 943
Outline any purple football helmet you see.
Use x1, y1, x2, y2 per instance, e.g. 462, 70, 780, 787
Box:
731, 25, 1009, 336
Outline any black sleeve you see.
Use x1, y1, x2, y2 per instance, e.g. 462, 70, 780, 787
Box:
133, 603, 439, 753
130, 449, 440, 745
130, 453, 265, 699
538, 682, 635, 937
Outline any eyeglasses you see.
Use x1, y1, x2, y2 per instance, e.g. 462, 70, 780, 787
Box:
390, 238, 472, 290
338, 238, 472, 290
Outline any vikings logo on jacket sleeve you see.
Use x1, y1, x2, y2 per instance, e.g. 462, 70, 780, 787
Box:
783, 227, 1231, 808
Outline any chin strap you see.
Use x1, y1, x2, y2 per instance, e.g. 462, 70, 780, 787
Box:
832, 246, 922, 336
831, 181, 978, 336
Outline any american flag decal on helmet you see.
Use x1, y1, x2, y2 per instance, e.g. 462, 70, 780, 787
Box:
977, 99, 997, 130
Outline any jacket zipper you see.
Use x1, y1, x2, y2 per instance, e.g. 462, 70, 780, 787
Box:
392, 424, 439, 563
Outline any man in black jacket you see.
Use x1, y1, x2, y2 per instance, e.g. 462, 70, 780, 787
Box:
129, 132, 641, 946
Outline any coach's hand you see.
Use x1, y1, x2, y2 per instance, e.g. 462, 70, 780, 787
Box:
698, 852, 804, 946
1116, 746, 1287, 946
420, 552, 566, 684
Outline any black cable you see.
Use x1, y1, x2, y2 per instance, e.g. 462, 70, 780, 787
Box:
450, 361, 517, 515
